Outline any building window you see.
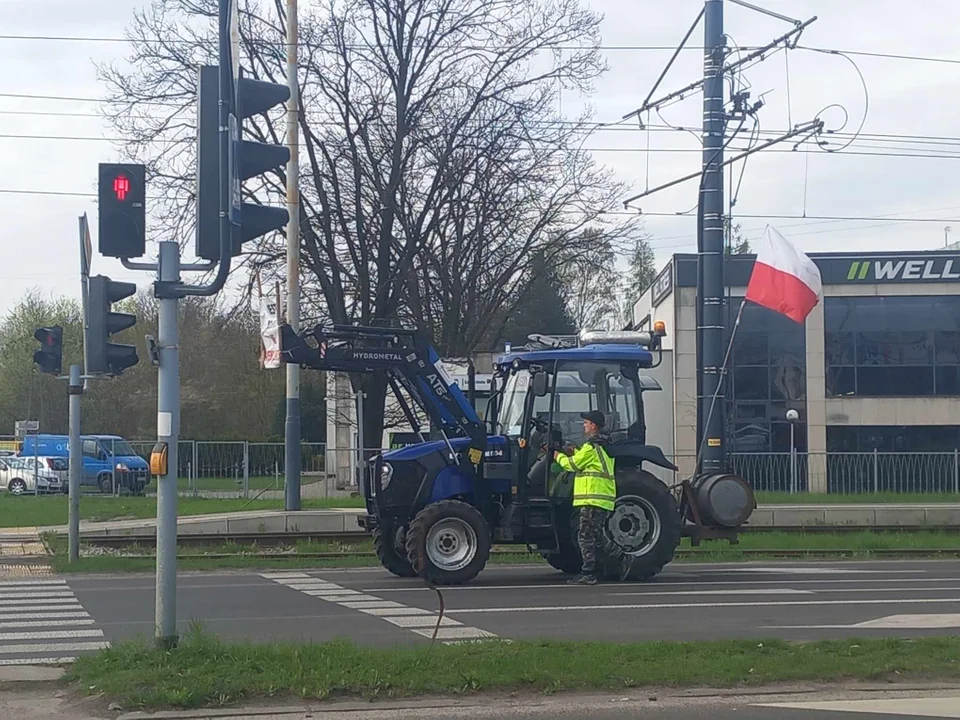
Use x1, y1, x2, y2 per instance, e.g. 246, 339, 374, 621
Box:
824, 296, 960, 397
723, 297, 807, 453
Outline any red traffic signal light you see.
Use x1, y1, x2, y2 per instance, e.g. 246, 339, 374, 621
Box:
33, 325, 63, 375
98, 163, 146, 259
113, 174, 131, 201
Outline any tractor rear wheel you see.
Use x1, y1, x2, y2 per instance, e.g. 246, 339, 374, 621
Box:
406, 500, 491, 586
373, 524, 417, 578
597, 469, 682, 582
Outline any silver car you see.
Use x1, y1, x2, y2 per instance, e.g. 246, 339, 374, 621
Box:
0, 456, 62, 495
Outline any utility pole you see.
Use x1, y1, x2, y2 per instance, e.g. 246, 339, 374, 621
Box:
67, 364, 82, 563
154, 240, 180, 648
284, 0, 302, 511
699, 0, 727, 475
621, 0, 819, 479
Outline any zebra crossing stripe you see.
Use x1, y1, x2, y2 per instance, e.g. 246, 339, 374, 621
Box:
261, 573, 500, 645
0, 579, 109, 665
0, 619, 96, 629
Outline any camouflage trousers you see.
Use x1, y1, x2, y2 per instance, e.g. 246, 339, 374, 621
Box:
577, 505, 610, 576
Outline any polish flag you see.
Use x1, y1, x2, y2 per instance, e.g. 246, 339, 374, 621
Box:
744, 225, 822, 324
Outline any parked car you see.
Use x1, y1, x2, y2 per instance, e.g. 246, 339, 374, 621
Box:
18, 434, 149, 495
0, 456, 62, 495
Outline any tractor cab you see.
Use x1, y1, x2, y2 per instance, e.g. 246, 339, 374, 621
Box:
496, 356, 662, 446
489, 328, 679, 519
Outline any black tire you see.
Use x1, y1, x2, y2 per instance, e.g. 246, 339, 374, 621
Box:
542, 510, 583, 574
98, 474, 113, 494
405, 500, 491, 586
8, 479, 26, 496
597, 469, 682, 582
545, 549, 582, 574
374, 524, 417, 578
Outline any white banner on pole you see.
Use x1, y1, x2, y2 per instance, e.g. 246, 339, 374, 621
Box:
260, 289, 283, 369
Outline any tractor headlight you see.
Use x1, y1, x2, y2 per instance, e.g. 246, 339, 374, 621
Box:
380, 463, 394, 490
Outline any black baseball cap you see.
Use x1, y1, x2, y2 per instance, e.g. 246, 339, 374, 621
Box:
580, 411, 606, 428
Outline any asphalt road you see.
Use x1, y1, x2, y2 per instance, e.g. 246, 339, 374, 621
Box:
3, 559, 956, 664
57, 559, 960, 649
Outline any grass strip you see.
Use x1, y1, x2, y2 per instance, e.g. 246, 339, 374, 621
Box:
67, 628, 960, 710
44, 529, 960, 574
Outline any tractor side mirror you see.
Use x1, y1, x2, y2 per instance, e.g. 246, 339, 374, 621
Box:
532, 371, 549, 397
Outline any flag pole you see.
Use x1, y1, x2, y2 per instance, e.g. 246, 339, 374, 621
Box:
691, 297, 746, 478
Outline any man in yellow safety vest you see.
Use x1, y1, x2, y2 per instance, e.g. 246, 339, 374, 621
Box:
554, 411, 616, 585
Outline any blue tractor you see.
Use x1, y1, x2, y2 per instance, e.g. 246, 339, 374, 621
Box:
280, 323, 755, 586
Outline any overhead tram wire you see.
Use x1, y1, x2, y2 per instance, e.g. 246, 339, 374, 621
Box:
3, 103, 960, 149
4, 32, 960, 65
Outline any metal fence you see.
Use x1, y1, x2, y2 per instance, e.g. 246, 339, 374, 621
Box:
4, 433, 960, 498
708, 452, 960, 495
106, 440, 334, 499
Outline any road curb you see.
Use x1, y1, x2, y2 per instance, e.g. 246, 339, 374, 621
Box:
0, 665, 66, 684
112, 681, 960, 719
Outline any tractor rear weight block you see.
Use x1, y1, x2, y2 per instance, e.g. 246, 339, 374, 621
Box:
686, 472, 756, 528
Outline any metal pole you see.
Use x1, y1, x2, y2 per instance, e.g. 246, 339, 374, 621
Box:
790, 423, 797, 495
32, 432, 38, 494
356, 389, 365, 490
698, 0, 727, 475
155, 241, 180, 649
283, 0, 302, 511
954, 448, 959, 495
67, 365, 82, 563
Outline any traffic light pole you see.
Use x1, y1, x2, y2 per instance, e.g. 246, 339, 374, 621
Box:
67, 364, 82, 563
284, 0, 301, 511
155, 240, 180, 649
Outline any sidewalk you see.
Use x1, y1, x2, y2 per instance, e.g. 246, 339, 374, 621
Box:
5, 683, 960, 720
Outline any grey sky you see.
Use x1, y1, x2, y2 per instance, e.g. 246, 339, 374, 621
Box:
1, 0, 958, 313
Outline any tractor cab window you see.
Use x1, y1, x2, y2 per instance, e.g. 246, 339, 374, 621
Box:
534, 362, 641, 443
500, 369, 549, 436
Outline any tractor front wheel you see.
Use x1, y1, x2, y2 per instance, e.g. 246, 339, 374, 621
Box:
406, 500, 491, 586
373, 524, 417, 578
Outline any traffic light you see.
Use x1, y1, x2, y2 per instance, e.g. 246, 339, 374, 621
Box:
87, 275, 139, 376
33, 326, 63, 375
98, 163, 146, 259
195, 65, 221, 261
230, 73, 291, 245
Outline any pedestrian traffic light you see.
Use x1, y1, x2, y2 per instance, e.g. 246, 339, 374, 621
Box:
98, 163, 146, 259
195, 65, 221, 261
230, 74, 291, 246
87, 275, 139, 375
32, 326, 63, 376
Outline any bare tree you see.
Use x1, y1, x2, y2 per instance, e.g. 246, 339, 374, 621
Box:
98, 0, 643, 443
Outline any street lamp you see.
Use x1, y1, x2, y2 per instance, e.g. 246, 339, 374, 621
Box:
786, 409, 800, 494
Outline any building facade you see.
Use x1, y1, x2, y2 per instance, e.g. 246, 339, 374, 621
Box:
631, 250, 960, 494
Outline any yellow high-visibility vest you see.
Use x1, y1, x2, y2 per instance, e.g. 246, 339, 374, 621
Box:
556, 440, 616, 512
